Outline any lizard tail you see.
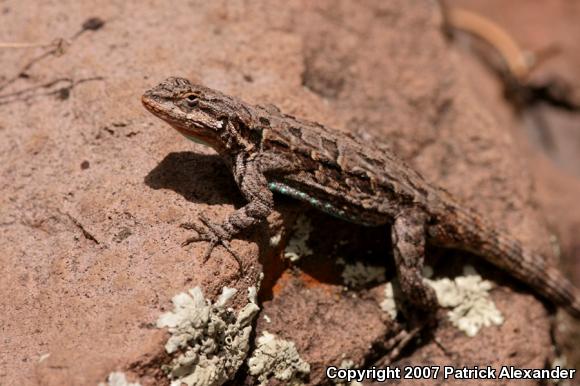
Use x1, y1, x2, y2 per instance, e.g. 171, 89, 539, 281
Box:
485, 237, 580, 319
431, 209, 580, 319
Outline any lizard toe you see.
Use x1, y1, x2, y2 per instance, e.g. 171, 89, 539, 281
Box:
180, 216, 244, 272
181, 234, 213, 246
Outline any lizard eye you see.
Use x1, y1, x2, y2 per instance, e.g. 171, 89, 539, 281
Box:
184, 94, 199, 107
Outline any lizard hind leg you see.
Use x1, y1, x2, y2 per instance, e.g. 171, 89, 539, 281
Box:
391, 208, 439, 316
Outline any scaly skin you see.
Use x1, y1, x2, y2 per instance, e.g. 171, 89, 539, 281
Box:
142, 77, 580, 319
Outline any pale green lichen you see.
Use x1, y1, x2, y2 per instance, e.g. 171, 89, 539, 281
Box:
269, 232, 282, 247
340, 359, 355, 369
426, 266, 504, 337
98, 372, 141, 386
551, 355, 570, 385
379, 266, 503, 335
552, 354, 567, 370
380, 282, 398, 319
338, 258, 386, 288
247, 331, 310, 386
332, 359, 363, 386
156, 286, 260, 386
283, 215, 313, 262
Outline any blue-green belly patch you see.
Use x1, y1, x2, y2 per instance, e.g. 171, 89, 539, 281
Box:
268, 181, 352, 221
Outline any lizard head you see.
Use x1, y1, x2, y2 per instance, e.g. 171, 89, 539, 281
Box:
142, 77, 245, 151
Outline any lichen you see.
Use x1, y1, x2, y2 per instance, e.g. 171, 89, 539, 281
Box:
426, 266, 504, 337
269, 232, 282, 247
338, 258, 386, 288
332, 360, 363, 386
156, 286, 260, 386
551, 354, 568, 383
283, 215, 313, 262
379, 266, 503, 335
247, 331, 310, 386
380, 282, 398, 319
98, 372, 141, 386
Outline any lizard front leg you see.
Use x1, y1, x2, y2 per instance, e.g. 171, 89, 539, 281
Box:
392, 207, 439, 316
182, 153, 274, 269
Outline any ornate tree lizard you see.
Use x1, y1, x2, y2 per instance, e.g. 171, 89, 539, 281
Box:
142, 77, 580, 319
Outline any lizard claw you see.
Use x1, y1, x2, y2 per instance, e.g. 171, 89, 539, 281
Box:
375, 325, 422, 366
180, 215, 244, 270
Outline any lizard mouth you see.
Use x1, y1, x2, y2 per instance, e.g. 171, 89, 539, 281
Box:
141, 94, 175, 121
141, 94, 221, 149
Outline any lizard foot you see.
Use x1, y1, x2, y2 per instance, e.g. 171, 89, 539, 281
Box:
375, 324, 422, 366
180, 214, 244, 270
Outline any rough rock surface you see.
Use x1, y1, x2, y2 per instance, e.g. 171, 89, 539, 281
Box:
1, 1, 577, 385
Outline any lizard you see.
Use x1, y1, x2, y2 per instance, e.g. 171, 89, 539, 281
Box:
142, 76, 580, 319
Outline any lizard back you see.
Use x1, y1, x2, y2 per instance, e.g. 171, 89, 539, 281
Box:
251, 104, 437, 225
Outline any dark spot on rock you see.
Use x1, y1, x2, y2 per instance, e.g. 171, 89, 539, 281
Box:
243, 74, 253, 82
80, 160, 90, 170
82, 17, 105, 31
302, 52, 347, 99
103, 127, 115, 135
56, 87, 70, 100
113, 227, 132, 243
